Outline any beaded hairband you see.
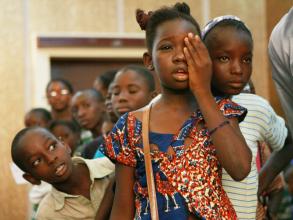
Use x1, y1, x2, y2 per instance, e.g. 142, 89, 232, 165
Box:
201, 15, 242, 39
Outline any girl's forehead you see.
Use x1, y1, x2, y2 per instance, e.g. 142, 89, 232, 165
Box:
155, 19, 199, 40
48, 81, 67, 90
115, 70, 145, 84
208, 27, 252, 48
74, 93, 95, 103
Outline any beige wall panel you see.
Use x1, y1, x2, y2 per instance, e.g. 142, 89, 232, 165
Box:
210, 0, 269, 99
0, 0, 28, 219
124, 0, 204, 33
29, 0, 117, 32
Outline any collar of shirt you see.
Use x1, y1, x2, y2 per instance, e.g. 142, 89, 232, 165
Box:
51, 157, 114, 210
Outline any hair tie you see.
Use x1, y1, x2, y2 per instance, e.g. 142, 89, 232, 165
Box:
136, 9, 153, 30
202, 15, 241, 39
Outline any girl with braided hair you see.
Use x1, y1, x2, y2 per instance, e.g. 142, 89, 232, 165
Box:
101, 2, 252, 219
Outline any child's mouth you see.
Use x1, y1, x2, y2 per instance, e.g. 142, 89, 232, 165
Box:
173, 72, 189, 81
55, 163, 66, 176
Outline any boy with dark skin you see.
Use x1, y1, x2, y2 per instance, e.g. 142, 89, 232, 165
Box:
11, 127, 114, 219
24, 108, 52, 128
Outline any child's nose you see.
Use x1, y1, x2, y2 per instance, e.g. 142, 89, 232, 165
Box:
118, 91, 128, 102
231, 60, 242, 75
173, 47, 186, 63
77, 108, 86, 117
45, 153, 57, 164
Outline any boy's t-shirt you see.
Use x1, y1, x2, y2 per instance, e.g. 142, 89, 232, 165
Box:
36, 157, 114, 220
222, 93, 288, 219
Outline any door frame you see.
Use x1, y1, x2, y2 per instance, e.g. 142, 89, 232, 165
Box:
30, 34, 146, 108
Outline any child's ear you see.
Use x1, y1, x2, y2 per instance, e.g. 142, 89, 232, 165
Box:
23, 173, 41, 185
143, 52, 154, 71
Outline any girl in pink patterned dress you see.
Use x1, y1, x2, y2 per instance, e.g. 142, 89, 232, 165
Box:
101, 2, 252, 219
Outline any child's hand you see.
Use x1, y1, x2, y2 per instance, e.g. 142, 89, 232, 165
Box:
184, 33, 212, 96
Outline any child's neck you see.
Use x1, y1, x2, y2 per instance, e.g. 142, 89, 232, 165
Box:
160, 89, 198, 111
53, 163, 91, 200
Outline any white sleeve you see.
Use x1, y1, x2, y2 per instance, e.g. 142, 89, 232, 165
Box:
264, 98, 288, 151
268, 7, 293, 140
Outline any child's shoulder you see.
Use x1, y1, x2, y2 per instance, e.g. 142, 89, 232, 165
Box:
232, 93, 271, 107
35, 191, 54, 218
130, 106, 148, 122
232, 93, 279, 118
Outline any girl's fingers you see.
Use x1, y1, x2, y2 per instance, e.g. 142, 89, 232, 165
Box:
184, 36, 200, 63
183, 47, 193, 67
188, 34, 212, 65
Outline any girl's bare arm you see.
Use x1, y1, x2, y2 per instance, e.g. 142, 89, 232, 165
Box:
109, 164, 135, 220
184, 33, 252, 181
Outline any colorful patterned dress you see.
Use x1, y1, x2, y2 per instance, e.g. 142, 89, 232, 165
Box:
101, 98, 246, 220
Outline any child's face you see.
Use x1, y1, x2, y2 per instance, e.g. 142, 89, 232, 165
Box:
207, 27, 253, 95
150, 19, 200, 91
111, 70, 153, 117
71, 92, 104, 130
25, 112, 47, 128
20, 129, 73, 184
105, 85, 118, 123
93, 78, 107, 98
47, 82, 72, 111
51, 125, 79, 154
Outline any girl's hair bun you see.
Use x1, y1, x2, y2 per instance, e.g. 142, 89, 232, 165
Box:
136, 9, 153, 30
174, 2, 190, 15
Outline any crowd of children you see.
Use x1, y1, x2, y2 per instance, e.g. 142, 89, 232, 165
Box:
11, 2, 293, 220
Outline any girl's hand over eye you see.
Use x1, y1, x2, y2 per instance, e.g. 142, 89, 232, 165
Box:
184, 33, 212, 96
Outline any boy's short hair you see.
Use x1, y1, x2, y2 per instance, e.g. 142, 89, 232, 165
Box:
27, 108, 52, 122
118, 65, 156, 92
11, 127, 42, 173
73, 89, 105, 103
95, 69, 118, 89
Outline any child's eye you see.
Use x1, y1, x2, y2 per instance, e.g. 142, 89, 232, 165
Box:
48, 143, 56, 151
129, 90, 138, 94
32, 158, 41, 167
243, 57, 252, 64
159, 44, 172, 51
218, 56, 229, 62
82, 103, 90, 108
112, 90, 120, 96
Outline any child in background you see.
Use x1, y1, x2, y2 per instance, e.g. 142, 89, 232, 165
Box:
111, 64, 157, 118
93, 69, 117, 99
71, 89, 105, 138
46, 78, 74, 121
11, 127, 114, 219
93, 64, 157, 160
94, 70, 119, 136
202, 15, 291, 219
70, 89, 106, 158
101, 3, 251, 219
49, 120, 81, 156
24, 108, 52, 128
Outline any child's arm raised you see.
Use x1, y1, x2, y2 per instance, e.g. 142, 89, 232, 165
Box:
109, 164, 135, 220
184, 33, 252, 181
